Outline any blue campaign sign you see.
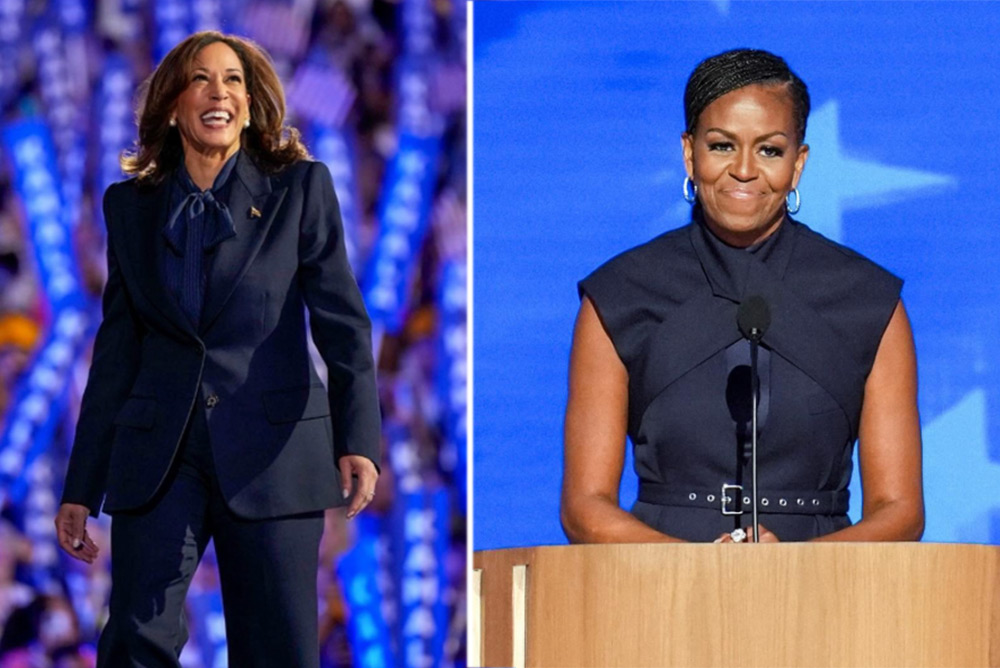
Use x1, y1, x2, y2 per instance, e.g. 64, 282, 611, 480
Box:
311, 122, 362, 271
363, 131, 440, 332
0, 119, 92, 588
473, 1, 1000, 549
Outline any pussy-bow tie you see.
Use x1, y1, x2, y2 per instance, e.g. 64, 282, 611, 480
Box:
162, 188, 236, 255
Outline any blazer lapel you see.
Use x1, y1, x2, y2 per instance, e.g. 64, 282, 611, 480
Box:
115, 179, 198, 340
200, 155, 288, 333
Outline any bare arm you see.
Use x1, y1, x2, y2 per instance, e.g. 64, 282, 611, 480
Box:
560, 297, 685, 543
811, 300, 924, 542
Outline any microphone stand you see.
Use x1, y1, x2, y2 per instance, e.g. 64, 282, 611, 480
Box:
737, 294, 769, 544
749, 329, 761, 543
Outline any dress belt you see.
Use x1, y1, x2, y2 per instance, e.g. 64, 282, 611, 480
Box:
638, 481, 849, 516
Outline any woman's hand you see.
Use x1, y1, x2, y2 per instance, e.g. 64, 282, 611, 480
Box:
714, 524, 780, 543
54, 503, 99, 563
339, 455, 379, 519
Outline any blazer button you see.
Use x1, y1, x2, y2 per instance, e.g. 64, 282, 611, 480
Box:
206, 394, 219, 408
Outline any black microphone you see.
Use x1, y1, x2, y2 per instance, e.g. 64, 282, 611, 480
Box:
737, 295, 770, 542
737, 295, 770, 343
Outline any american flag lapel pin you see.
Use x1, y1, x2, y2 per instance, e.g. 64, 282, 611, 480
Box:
249, 206, 262, 219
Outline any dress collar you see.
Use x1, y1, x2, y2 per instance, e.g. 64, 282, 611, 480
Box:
690, 210, 797, 302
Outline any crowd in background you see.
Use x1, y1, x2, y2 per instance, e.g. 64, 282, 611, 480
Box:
0, 0, 466, 666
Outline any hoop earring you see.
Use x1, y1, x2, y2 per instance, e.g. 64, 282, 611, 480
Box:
786, 188, 801, 215
683, 176, 697, 203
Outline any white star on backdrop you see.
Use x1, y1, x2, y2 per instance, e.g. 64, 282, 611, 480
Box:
788, 101, 989, 542
849, 388, 994, 543
797, 100, 955, 243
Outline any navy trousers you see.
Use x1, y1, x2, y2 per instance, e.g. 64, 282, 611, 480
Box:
96, 395, 324, 668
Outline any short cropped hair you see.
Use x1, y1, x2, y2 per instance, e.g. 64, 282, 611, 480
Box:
684, 48, 810, 143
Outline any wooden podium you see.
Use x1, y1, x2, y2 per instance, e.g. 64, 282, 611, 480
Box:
471, 543, 1000, 667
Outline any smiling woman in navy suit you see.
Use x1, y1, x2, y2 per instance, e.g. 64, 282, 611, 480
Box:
52, 31, 380, 667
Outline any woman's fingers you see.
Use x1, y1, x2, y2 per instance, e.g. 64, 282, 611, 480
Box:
339, 455, 379, 520
714, 525, 780, 544
55, 504, 84, 550
82, 531, 100, 558
339, 457, 353, 501
71, 531, 99, 563
55, 503, 98, 563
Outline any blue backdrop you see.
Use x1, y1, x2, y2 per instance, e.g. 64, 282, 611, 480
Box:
473, 0, 1000, 549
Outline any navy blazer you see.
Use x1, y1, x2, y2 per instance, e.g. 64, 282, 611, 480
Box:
62, 156, 381, 519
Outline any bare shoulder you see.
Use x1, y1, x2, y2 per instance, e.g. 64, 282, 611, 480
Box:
870, 300, 917, 378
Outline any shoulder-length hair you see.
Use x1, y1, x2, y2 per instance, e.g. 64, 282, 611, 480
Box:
121, 31, 311, 184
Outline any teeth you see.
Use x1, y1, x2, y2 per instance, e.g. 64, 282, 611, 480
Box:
201, 111, 231, 122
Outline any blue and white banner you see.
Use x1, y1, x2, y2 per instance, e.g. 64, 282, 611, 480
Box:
119, 0, 144, 41
382, 415, 451, 668
0, 0, 24, 109
362, 132, 439, 331
154, 0, 193, 64
186, 573, 228, 668
397, 0, 443, 139
310, 122, 361, 272
338, 515, 394, 668
33, 18, 86, 231
2, 121, 86, 311
190, 0, 222, 32
0, 120, 90, 512
95, 51, 136, 237
362, 0, 444, 332
56, 0, 88, 35
391, 487, 450, 668
24, 453, 60, 591
436, 259, 467, 508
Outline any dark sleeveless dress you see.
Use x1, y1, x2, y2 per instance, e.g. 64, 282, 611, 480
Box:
578, 217, 902, 542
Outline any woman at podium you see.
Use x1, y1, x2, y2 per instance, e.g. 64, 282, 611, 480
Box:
561, 49, 924, 544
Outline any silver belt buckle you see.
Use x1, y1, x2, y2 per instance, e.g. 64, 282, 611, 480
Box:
721, 484, 743, 515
